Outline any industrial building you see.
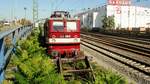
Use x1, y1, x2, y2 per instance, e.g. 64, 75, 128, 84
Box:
76, 0, 150, 29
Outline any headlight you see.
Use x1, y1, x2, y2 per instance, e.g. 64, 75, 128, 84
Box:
74, 38, 78, 42
52, 38, 56, 42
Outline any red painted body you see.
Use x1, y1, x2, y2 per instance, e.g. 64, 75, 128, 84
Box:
44, 15, 80, 57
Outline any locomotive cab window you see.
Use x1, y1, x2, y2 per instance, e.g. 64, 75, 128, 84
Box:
66, 22, 77, 31
53, 21, 64, 31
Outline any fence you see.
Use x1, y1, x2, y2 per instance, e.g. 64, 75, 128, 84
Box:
0, 25, 33, 82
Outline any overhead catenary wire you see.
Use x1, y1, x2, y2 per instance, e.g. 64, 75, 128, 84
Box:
55, 0, 65, 10
49, 0, 57, 13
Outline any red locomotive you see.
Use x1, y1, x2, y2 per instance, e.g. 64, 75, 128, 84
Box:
44, 11, 80, 58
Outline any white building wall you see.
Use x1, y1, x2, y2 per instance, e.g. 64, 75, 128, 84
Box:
87, 12, 93, 28
81, 13, 89, 27
107, 5, 150, 28
121, 6, 129, 28
107, 5, 130, 28
93, 12, 98, 28
78, 5, 150, 29
129, 6, 135, 28
96, 6, 106, 28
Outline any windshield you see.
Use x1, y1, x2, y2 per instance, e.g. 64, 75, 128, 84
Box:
53, 21, 64, 31
66, 22, 77, 31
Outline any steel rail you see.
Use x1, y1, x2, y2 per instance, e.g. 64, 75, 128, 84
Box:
82, 32, 150, 48
81, 34, 150, 58
81, 39, 150, 76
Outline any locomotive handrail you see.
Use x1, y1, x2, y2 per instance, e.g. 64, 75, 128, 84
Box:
0, 24, 33, 82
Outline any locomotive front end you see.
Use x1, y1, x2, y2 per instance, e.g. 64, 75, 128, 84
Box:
44, 15, 80, 58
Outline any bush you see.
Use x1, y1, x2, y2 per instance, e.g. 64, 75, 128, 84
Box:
102, 16, 115, 30
93, 67, 128, 84
12, 32, 66, 84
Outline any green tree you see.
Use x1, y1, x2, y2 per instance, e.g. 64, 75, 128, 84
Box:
102, 15, 115, 30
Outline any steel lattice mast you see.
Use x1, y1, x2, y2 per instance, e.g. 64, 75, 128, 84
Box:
33, 0, 38, 22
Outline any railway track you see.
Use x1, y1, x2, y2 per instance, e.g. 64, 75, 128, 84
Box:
126, 37, 150, 43
81, 33, 150, 58
81, 34, 150, 83
81, 34, 150, 59
82, 32, 150, 48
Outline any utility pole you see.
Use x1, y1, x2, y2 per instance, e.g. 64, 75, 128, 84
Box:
24, 7, 27, 19
11, 0, 15, 20
33, 0, 38, 22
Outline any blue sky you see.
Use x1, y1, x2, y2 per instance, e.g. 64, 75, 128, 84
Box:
0, 0, 149, 20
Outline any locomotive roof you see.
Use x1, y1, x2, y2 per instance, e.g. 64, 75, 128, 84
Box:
49, 17, 79, 21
